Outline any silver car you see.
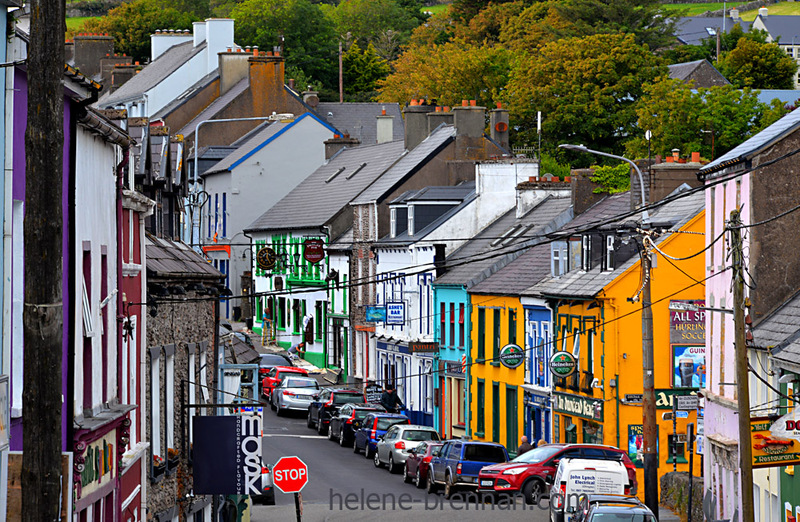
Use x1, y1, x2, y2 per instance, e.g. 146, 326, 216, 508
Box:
271, 376, 320, 415
374, 424, 441, 473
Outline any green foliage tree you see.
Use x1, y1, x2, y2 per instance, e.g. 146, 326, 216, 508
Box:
716, 38, 799, 89
231, 0, 338, 90
329, 0, 421, 54
504, 33, 666, 162
78, 0, 195, 62
343, 42, 390, 96
589, 163, 630, 194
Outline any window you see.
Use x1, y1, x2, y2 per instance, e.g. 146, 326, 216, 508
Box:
508, 308, 517, 345
277, 297, 286, 330
82, 248, 93, 411
449, 303, 455, 347
605, 235, 615, 270
581, 235, 591, 271
506, 386, 518, 453
552, 241, 568, 276
492, 382, 500, 443
477, 308, 486, 361
101, 252, 108, 402
492, 309, 501, 363
214, 193, 219, 239
458, 304, 465, 348
476, 379, 485, 436
667, 434, 687, 463
390, 207, 397, 238
440, 303, 446, 345
222, 192, 227, 238
188, 344, 195, 444
150, 347, 162, 462
315, 301, 324, 341
165, 347, 175, 451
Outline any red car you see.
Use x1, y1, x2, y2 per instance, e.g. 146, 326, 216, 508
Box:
403, 441, 443, 489
261, 366, 308, 399
477, 444, 638, 505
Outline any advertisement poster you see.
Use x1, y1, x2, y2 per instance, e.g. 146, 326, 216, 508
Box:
365, 306, 386, 322
672, 345, 706, 388
386, 302, 405, 325
670, 300, 705, 388
751, 414, 800, 468
628, 425, 658, 468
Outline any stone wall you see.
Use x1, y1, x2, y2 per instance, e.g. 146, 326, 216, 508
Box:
661, 471, 704, 522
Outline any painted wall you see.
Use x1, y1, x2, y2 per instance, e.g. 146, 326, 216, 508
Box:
433, 285, 469, 439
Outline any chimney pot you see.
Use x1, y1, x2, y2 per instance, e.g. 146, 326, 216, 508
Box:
266, 50, 272, 56
666, 156, 674, 163
691, 152, 701, 163
470, 100, 477, 107
382, 108, 387, 115
443, 106, 450, 112
496, 102, 502, 109
672, 148, 680, 160
462, 100, 468, 107
288, 78, 295, 89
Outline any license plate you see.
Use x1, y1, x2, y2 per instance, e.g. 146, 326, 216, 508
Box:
480, 479, 493, 487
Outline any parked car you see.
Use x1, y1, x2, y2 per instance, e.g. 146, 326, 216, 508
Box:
427, 440, 508, 498
250, 460, 276, 505
403, 441, 443, 489
549, 457, 633, 522
374, 424, 441, 473
258, 352, 293, 378
478, 443, 638, 505
307, 388, 366, 435
328, 404, 385, 447
353, 413, 410, 458
262, 366, 308, 400
270, 376, 320, 416
573, 494, 655, 522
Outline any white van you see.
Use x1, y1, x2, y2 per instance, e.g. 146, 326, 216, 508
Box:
549, 457, 631, 522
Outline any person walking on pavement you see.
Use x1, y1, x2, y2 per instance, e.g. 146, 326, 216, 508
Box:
380, 383, 404, 413
518, 435, 533, 455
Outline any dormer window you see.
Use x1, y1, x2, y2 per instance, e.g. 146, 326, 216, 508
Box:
581, 235, 591, 271
390, 206, 408, 237
390, 208, 397, 238
552, 241, 568, 276
604, 235, 615, 271
408, 206, 415, 236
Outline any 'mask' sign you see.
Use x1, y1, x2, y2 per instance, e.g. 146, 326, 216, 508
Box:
193, 415, 262, 495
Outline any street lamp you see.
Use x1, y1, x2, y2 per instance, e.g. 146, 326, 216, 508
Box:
558, 143, 657, 515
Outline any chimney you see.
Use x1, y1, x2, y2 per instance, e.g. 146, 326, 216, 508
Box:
376, 108, 394, 144
249, 54, 286, 115
730, 8, 740, 20
516, 172, 571, 217
151, 29, 193, 62
646, 153, 704, 204
403, 103, 435, 151
452, 101, 485, 138
205, 19, 235, 75
571, 169, 606, 215
288, 78, 295, 91
73, 33, 114, 79
100, 54, 133, 89
490, 103, 509, 151
302, 90, 320, 108
110, 63, 142, 93
427, 107, 454, 134
758, 7, 767, 17
218, 49, 249, 95
193, 21, 206, 47
324, 135, 360, 159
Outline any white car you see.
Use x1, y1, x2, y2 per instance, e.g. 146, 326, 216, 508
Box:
548, 457, 632, 522
270, 376, 319, 416
373, 424, 441, 474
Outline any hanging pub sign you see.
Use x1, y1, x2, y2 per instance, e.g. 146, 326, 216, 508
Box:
365, 306, 386, 322
499, 343, 524, 369
549, 351, 577, 378
193, 414, 263, 495
750, 413, 800, 468
256, 246, 278, 271
303, 239, 325, 264
386, 302, 405, 325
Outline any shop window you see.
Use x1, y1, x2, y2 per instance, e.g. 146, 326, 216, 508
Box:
277, 297, 286, 330
506, 386, 518, 453
582, 420, 603, 445
476, 379, 485, 436
492, 382, 500, 443
477, 308, 486, 361
564, 416, 577, 444
315, 301, 324, 341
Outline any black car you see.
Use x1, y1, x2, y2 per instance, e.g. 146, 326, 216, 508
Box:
328, 403, 385, 446
307, 388, 366, 435
258, 352, 293, 378
573, 494, 655, 522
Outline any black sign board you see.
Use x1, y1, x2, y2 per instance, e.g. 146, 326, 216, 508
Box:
409, 342, 438, 353
625, 394, 643, 404
193, 415, 262, 495
365, 384, 383, 404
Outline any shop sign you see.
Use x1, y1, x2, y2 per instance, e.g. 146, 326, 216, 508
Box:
673, 345, 706, 389
444, 360, 465, 377
365, 306, 386, 322
79, 429, 117, 497
670, 300, 705, 389
655, 388, 698, 409
676, 395, 699, 411
751, 413, 800, 468
303, 239, 325, 264
256, 246, 278, 270
624, 394, 643, 404
410, 342, 439, 354
627, 425, 659, 469
193, 414, 263, 495
549, 351, 577, 378
499, 343, 524, 369
553, 392, 603, 422
365, 383, 383, 403
386, 302, 405, 325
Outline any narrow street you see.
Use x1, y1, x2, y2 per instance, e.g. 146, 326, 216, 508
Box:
252, 409, 551, 521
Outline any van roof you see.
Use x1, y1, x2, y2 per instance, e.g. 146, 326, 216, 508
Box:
560, 458, 627, 471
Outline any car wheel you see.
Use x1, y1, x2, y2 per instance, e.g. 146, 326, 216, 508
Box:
339, 429, 348, 447
389, 455, 399, 474
328, 425, 337, 441
444, 472, 455, 499
365, 445, 374, 459
415, 467, 423, 489
373, 451, 383, 468
269, 397, 276, 411
318, 419, 327, 436
307, 411, 315, 429
403, 463, 412, 483
353, 439, 361, 454
426, 471, 438, 494
522, 479, 544, 505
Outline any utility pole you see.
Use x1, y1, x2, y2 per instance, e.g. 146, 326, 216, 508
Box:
23, 0, 64, 519
730, 209, 754, 522
338, 40, 344, 104
640, 232, 659, 517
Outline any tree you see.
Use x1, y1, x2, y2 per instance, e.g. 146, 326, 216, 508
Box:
504, 33, 665, 160
328, 0, 422, 60
231, 0, 338, 90
343, 42, 390, 96
716, 38, 799, 89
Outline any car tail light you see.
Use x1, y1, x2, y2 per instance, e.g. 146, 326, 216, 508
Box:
283, 391, 295, 397
624, 484, 631, 495
262, 466, 269, 474
456, 463, 462, 475
346, 412, 356, 424
394, 441, 405, 450
371, 429, 376, 441
324, 398, 333, 408
628, 468, 638, 495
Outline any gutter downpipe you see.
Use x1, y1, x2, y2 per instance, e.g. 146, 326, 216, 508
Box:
115, 144, 128, 522
2, 32, 14, 398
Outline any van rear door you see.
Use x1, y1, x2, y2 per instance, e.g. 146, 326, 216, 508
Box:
564, 469, 625, 516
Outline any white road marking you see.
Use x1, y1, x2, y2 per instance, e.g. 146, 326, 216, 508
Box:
263, 434, 326, 439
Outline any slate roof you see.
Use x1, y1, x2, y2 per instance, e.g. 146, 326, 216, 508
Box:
153, 70, 219, 120
752, 290, 800, 349
523, 190, 704, 299
434, 196, 572, 288
328, 227, 354, 251
469, 242, 553, 296
146, 235, 224, 280
755, 15, 800, 44
244, 140, 406, 232
315, 102, 404, 145
177, 77, 251, 138
667, 59, 729, 86
755, 90, 800, 106
700, 107, 800, 175
674, 16, 751, 46
352, 126, 457, 205
96, 40, 206, 108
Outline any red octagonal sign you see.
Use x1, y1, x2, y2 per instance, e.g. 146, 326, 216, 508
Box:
272, 456, 309, 494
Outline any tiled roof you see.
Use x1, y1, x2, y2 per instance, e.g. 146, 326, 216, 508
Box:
352, 125, 457, 204
674, 16, 751, 46
772, 335, 800, 370
146, 235, 224, 280
700, 107, 800, 175
245, 140, 406, 232
177, 77, 251, 139
667, 59, 729, 86
315, 102, 404, 145
434, 196, 572, 288
153, 70, 219, 120
470, 243, 556, 296
329, 227, 354, 251
96, 41, 206, 108
752, 290, 800, 349
756, 15, 800, 44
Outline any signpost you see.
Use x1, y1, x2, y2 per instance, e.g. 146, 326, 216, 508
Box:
676, 395, 699, 411
273, 456, 309, 522
365, 383, 383, 404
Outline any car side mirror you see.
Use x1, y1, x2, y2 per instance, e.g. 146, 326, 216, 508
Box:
545, 476, 554, 485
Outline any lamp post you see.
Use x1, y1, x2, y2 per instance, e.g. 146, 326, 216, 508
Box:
558, 144, 657, 516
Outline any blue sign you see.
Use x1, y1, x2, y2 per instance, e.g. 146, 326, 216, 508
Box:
365, 306, 386, 322
386, 302, 405, 325
676, 411, 689, 419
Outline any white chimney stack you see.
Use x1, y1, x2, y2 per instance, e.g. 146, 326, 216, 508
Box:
193, 21, 206, 47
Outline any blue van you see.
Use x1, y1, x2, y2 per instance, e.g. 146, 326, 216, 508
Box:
427, 440, 508, 498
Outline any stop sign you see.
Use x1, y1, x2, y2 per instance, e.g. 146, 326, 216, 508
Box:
272, 456, 309, 494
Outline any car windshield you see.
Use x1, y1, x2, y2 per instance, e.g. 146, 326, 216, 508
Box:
512, 445, 562, 463
283, 378, 317, 389
377, 418, 409, 430
260, 354, 289, 367
589, 515, 655, 522
402, 430, 440, 442
333, 393, 364, 405
463, 445, 507, 463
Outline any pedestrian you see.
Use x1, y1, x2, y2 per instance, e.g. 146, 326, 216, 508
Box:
537, 439, 548, 448
518, 435, 533, 455
380, 383, 404, 413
